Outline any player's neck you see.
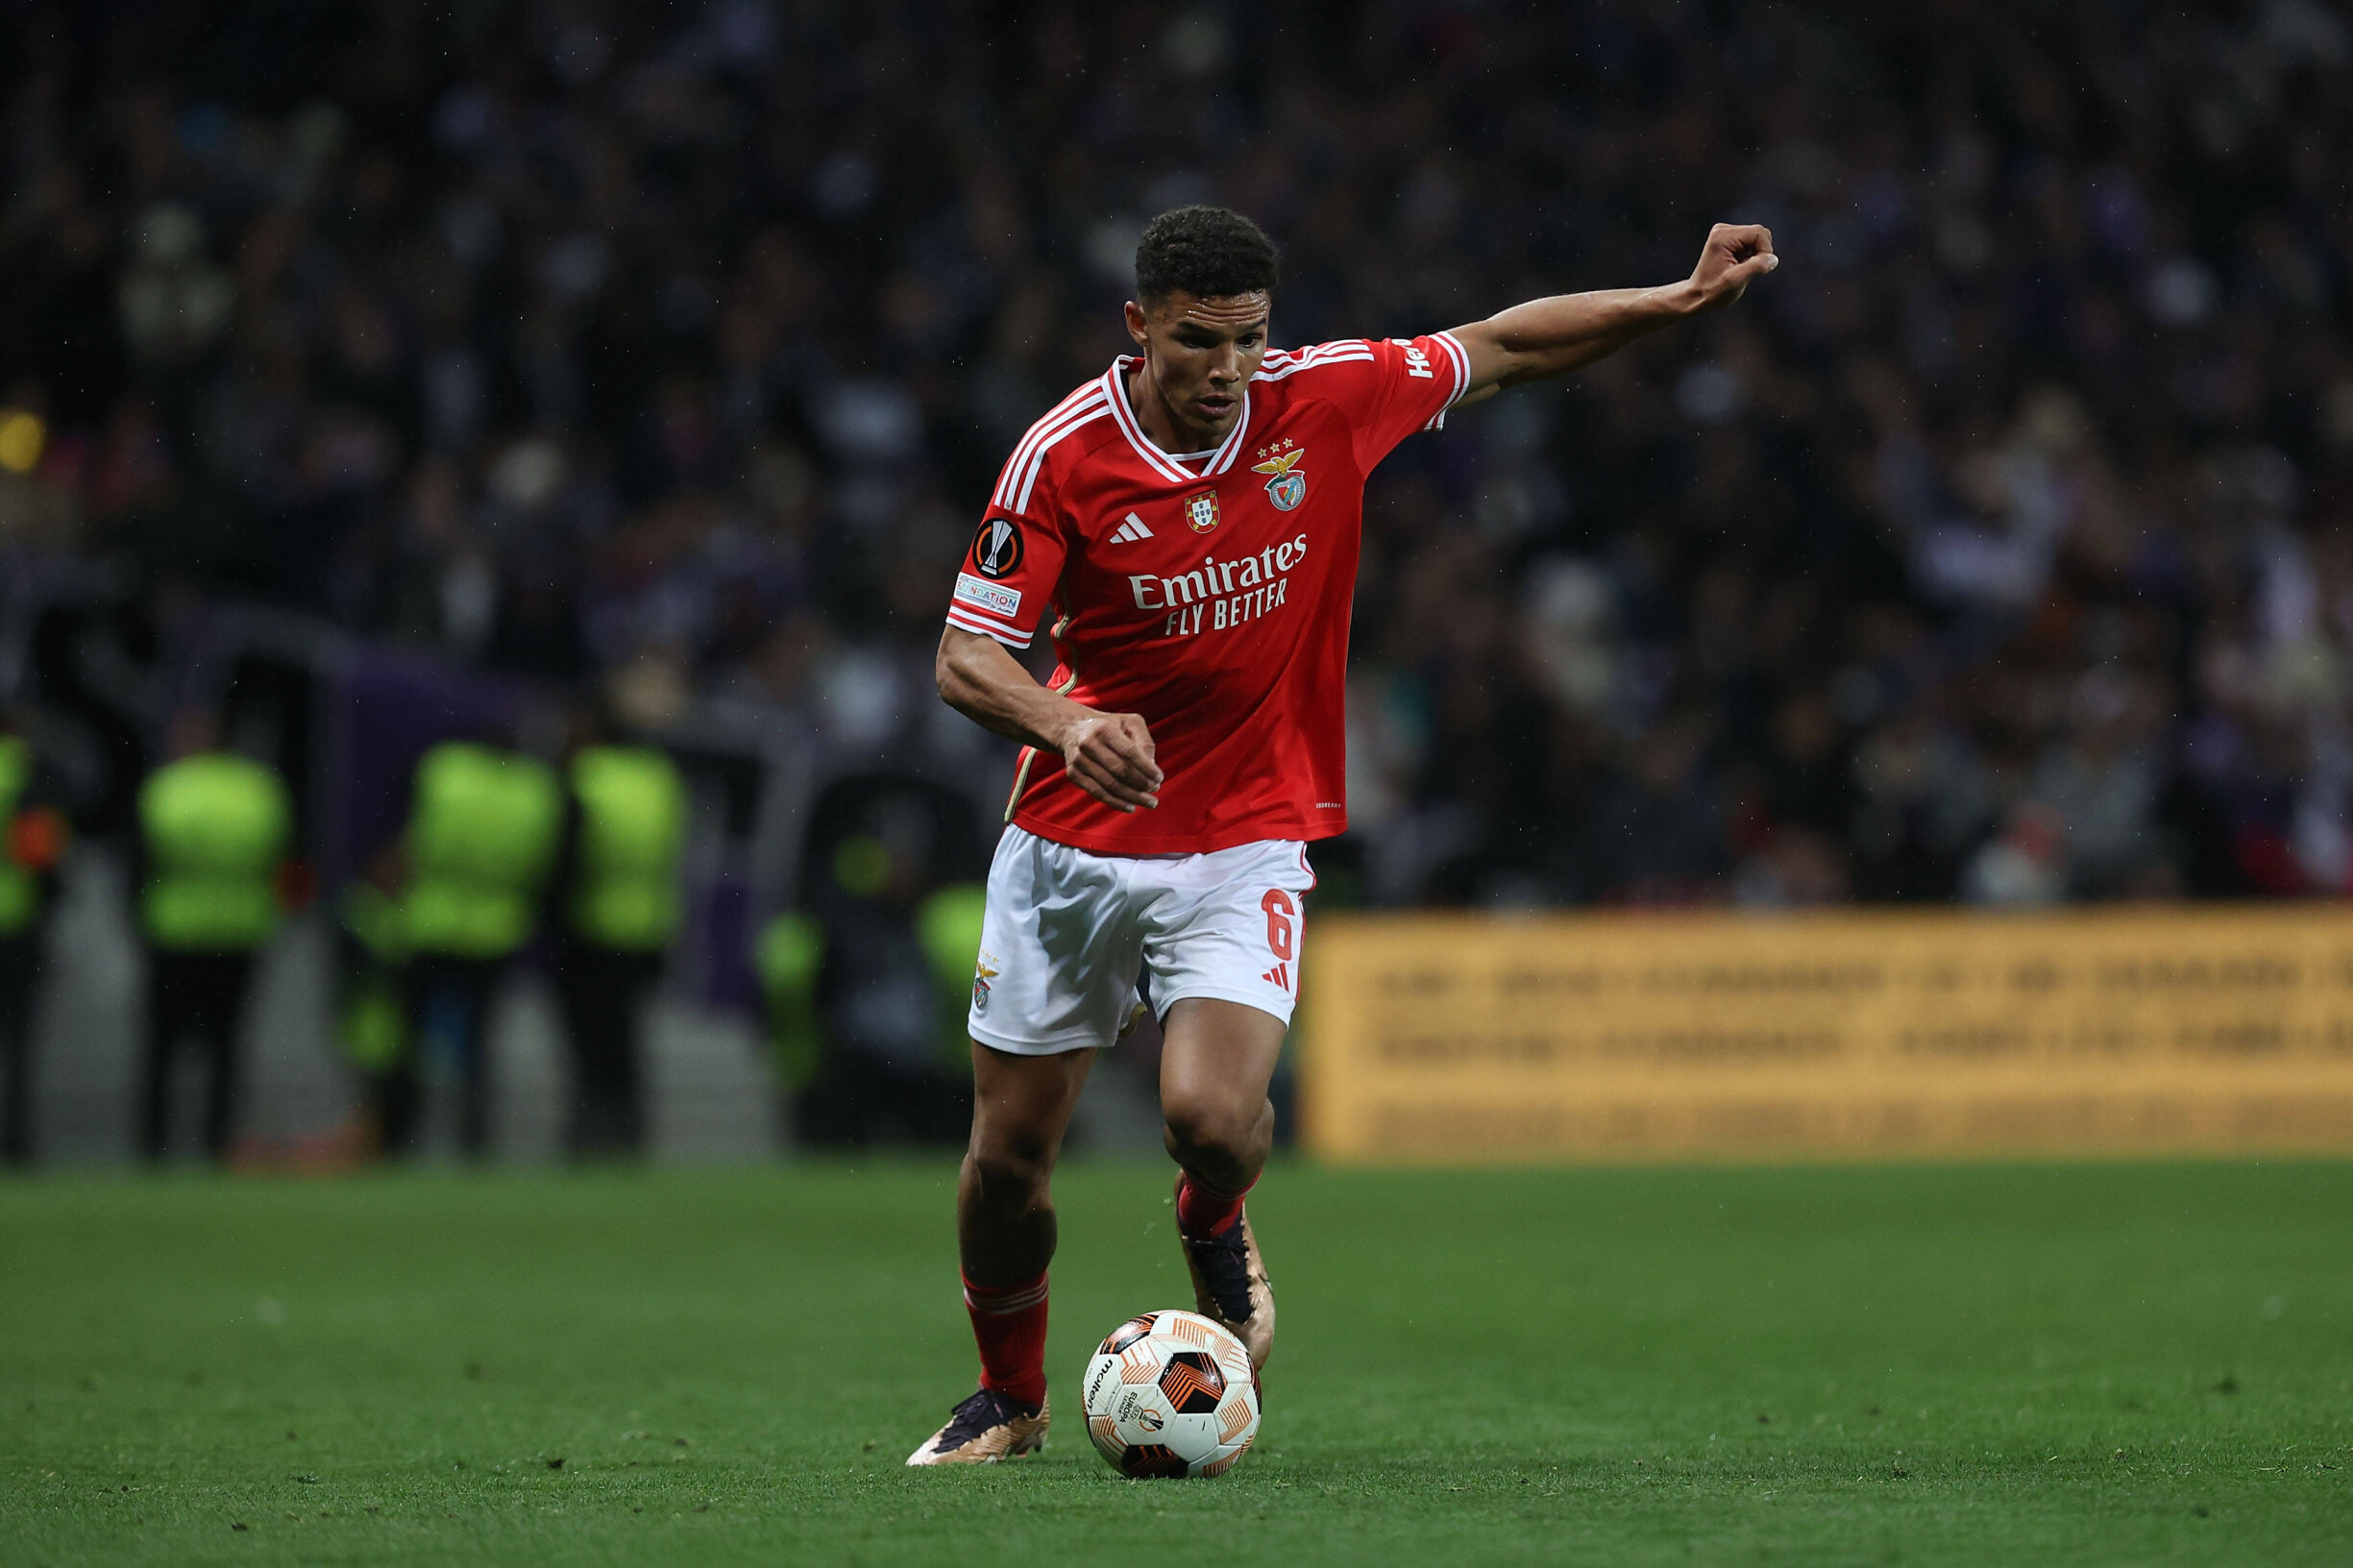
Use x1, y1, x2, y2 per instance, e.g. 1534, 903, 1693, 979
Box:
1122, 361, 1234, 455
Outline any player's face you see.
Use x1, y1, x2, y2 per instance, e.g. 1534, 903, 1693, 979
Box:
1123, 291, 1270, 445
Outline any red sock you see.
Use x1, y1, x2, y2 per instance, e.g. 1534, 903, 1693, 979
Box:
962, 1271, 1049, 1409
1176, 1173, 1254, 1237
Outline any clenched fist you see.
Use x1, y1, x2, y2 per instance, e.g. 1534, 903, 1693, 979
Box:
1057, 708, 1162, 813
1688, 222, 1777, 310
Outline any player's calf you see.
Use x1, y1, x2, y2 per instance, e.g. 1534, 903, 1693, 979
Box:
961, 1139, 1057, 1246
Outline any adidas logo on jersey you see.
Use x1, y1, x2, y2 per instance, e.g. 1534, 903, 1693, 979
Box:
1110, 512, 1153, 544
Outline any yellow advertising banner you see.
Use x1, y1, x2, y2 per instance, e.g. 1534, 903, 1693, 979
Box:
1297, 908, 2353, 1163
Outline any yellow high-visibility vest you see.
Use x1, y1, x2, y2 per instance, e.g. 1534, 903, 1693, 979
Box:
138, 753, 289, 951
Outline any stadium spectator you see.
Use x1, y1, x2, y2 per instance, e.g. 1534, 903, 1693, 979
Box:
0, 0, 2348, 919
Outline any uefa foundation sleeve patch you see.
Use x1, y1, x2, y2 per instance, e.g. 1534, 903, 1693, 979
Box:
955, 573, 1022, 620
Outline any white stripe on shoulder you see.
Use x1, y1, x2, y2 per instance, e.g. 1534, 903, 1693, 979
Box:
991, 381, 1101, 506
991, 382, 1109, 509
1260, 340, 1373, 367
992, 386, 1107, 510
1013, 397, 1110, 513
1295, 340, 1380, 365
992, 387, 1110, 512
1251, 345, 1376, 383
1252, 355, 1374, 382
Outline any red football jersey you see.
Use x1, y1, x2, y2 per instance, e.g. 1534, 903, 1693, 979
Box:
946, 332, 1472, 855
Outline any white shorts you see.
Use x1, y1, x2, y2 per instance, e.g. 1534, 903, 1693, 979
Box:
967, 826, 1316, 1056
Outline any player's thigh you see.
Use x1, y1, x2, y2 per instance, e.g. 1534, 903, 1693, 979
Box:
1142, 839, 1314, 1137
1138, 839, 1312, 1039
969, 826, 1148, 1055
1159, 997, 1287, 1142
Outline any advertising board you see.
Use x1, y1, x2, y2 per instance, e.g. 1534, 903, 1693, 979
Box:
1299, 909, 2353, 1162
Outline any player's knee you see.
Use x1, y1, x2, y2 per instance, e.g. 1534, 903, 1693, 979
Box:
1161, 1092, 1258, 1166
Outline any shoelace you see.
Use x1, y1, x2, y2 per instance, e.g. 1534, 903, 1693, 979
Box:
1181, 1225, 1257, 1325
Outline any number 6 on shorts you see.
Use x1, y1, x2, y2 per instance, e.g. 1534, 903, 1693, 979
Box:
1261, 889, 1296, 992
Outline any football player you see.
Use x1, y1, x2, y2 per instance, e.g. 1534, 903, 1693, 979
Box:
910, 206, 1774, 1463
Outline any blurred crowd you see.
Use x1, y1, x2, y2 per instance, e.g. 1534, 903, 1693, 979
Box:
5, 0, 2353, 911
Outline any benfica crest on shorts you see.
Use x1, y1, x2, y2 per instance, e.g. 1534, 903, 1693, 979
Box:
1252, 440, 1307, 511
1183, 489, 1220, 533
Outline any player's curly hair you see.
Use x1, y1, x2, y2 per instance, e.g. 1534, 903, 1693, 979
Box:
1134, 206, 1280, 303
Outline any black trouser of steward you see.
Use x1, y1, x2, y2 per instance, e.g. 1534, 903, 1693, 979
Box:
553, 939, 663, 1158
373, 953, 505, 1158
142, 947, 257, 1162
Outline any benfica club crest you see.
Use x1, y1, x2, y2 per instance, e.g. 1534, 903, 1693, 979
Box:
1252, 440, 1307, 511
1183, 489, 1220, 533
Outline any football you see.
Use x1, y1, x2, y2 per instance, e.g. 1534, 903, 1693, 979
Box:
1079, 1309, 1261, 1479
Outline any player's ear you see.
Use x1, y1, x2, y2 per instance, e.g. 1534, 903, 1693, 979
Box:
1123, 299, 1151, 350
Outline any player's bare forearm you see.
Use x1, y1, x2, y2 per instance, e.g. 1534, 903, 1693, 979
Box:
936, 625, 1074, 750
936, 625, 1163, 812
1450, 222, 1777, 397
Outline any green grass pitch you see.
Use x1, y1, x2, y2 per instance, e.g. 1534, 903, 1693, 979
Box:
3, 1160, 2348, 1565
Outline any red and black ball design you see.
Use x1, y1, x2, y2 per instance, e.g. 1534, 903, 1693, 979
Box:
1156, 1351, 1225, 1414
1099, 1315, 1156, 1356
1118, 1443, 1190, 1480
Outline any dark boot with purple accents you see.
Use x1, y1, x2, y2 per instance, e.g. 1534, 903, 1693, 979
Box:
906, 1386, 1050, 1465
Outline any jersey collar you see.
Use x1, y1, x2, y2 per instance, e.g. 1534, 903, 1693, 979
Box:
1103, 356, 1254, 487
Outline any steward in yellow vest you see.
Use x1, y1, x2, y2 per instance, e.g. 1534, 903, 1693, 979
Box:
135, 749, 292, 1162
402, 743, 564, 963
1, 732, 68, 1165
369, 742, 561, 1159
552, 745, 685, 1156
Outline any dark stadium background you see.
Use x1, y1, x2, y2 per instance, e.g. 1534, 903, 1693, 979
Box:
8, 8, 2353, 1565
3, 0, 2352, 1159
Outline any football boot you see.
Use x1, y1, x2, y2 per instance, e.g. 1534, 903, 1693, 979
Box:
1174, 1172, 1276, 1370
904, 1387, 1049, 1466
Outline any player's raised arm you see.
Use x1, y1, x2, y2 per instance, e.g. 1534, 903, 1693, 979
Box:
936, 626, 1164, 813
1447, 223, 1777, 401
